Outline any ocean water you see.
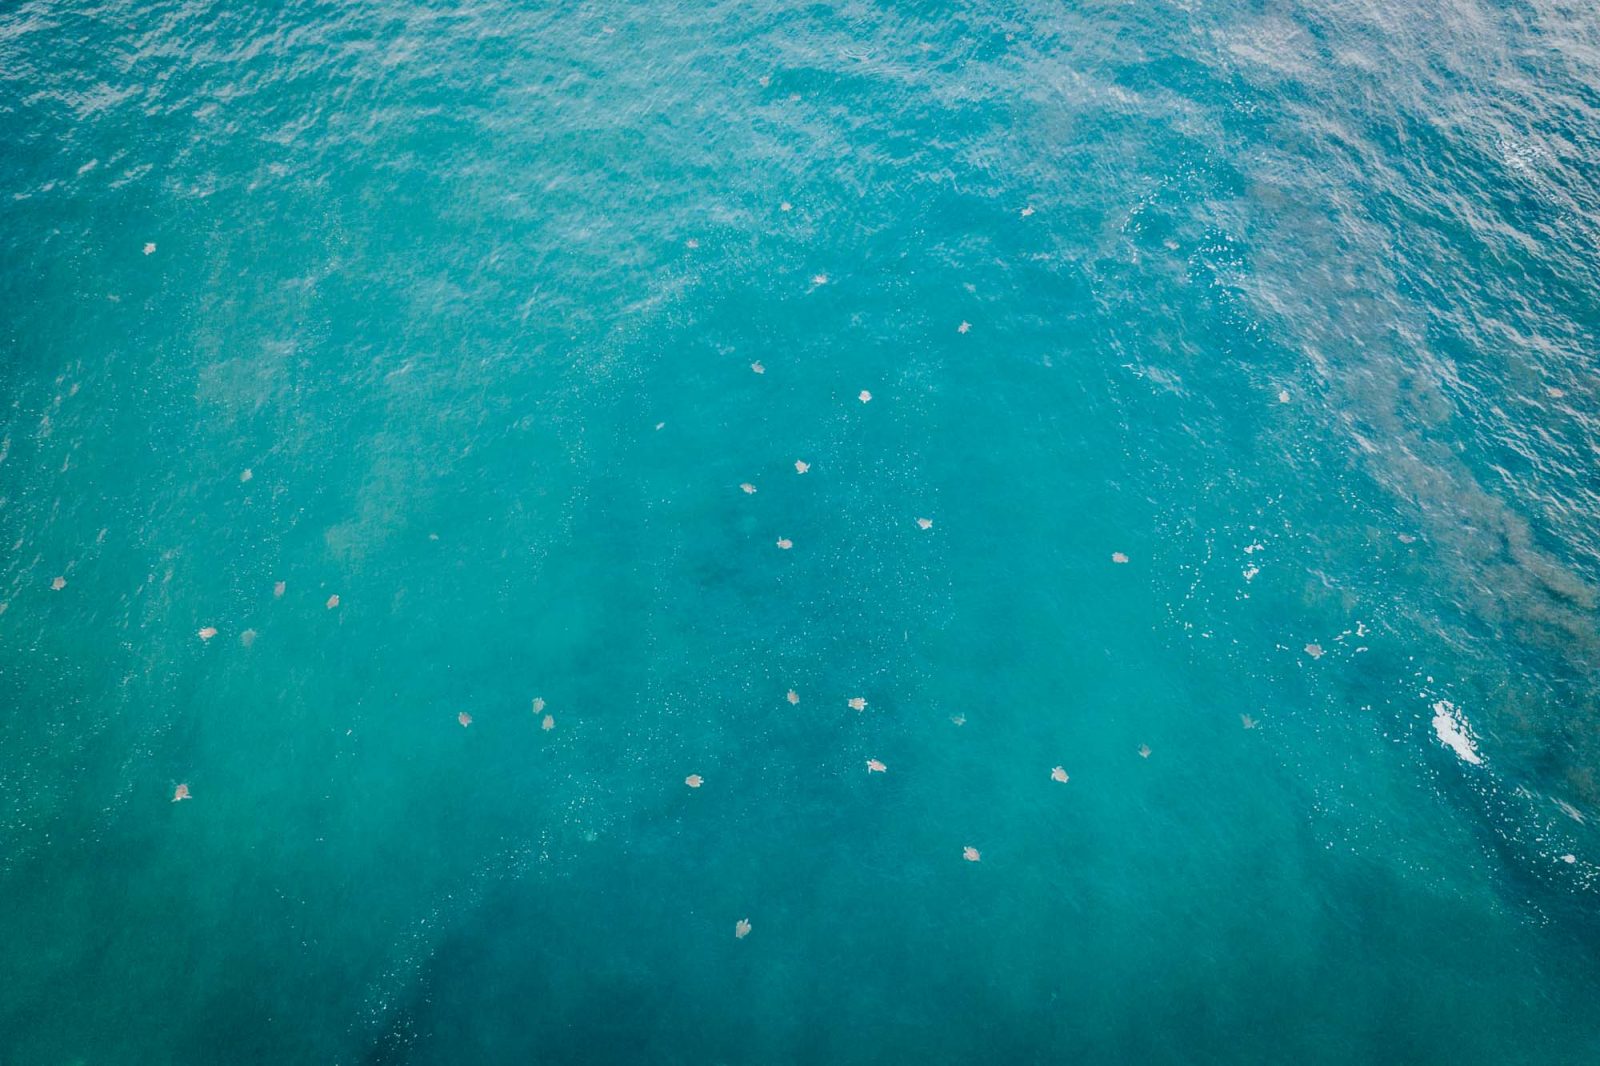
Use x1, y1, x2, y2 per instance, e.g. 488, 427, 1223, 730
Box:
5, 0, 1600, 1061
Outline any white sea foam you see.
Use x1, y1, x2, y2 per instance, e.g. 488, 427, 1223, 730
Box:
1431, 700, 1482, 765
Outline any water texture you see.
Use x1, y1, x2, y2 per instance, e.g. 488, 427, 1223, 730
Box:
4, 0, 1600, 1062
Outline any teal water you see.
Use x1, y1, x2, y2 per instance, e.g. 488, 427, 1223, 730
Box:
6, 0, 1600, 1061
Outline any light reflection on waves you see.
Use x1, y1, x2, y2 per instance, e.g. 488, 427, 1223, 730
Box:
1207, 0, 1600, 827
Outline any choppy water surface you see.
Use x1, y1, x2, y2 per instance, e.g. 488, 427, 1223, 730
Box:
5, 0, 1600, 1061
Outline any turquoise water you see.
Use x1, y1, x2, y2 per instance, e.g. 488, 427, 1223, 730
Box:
6, 0, 1600, 1061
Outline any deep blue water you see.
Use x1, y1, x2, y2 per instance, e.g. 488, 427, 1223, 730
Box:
5, 0, 1600, 1062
